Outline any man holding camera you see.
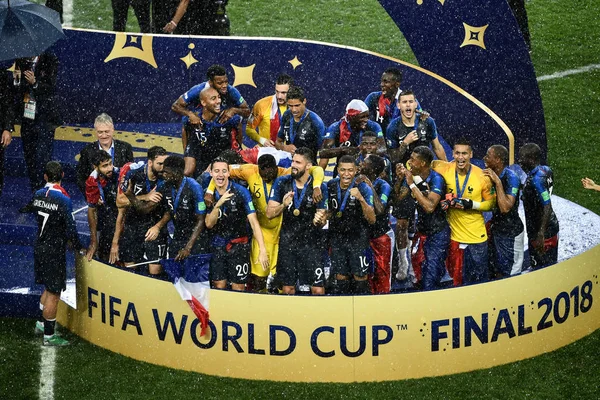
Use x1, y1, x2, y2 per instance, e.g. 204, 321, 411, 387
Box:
12, 52, 59, 193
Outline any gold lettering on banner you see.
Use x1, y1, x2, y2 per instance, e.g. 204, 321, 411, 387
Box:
416, 0, 445, 5
180, 43, 199, 69
104, 33, 158, 68
288, 56, 303, 70
231, 64, 257, 88
460, 23, 489, 49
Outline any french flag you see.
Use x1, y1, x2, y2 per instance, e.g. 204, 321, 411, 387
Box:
161, 254, 212, 336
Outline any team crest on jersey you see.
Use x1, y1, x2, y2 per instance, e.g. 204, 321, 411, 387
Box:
468, 186, 473, 194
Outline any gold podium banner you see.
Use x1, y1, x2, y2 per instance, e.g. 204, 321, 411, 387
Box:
59, 246, 600, 382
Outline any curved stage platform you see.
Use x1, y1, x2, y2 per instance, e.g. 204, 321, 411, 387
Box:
1, 23, 598, 381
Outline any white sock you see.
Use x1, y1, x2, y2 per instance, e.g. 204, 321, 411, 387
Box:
396, 247, 409, 280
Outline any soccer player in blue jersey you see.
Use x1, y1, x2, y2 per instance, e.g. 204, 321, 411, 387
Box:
205, 157, 270, 291
267, 147, 329, 295
114, 146, 169, 277
275, 86, 325, 159
85, 150, 120, 263
326, 155, 376, 294
483, 145, 525, 277
388, 90, 447, 283
518, 143, 559, 269
32, 161, 86, 346
357, 154, 393, 293
172, 65, 249, 166
399, 147, 451, 290
177, 86, 242, 177
161, 156, 207, 261
386, 90, 446, 165
364, 68, 403, 133
319, 99, 384, 169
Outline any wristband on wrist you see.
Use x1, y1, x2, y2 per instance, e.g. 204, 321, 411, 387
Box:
169, 20, 177, 27
259, 137, 267, 145
409, 183, 417, 190
471, 201, 481, 210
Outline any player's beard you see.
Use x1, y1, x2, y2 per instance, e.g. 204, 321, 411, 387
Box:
291, 167, 306, 180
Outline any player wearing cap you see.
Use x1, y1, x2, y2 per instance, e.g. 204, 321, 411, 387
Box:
320, 99, 384, 169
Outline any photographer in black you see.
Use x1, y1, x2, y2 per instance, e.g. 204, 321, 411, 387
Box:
12, 53, 60, 194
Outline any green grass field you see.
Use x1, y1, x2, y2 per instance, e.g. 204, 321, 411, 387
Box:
3, 0, 600, 398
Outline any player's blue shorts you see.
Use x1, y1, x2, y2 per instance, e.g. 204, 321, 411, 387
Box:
491, 230, 524, 277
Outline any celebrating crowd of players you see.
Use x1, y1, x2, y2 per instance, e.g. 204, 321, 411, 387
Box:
33, 65, 561, 314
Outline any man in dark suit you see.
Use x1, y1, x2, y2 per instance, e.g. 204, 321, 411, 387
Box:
76, 113, 134, 195
13, 52, 60, 193
1, 71, 15, 198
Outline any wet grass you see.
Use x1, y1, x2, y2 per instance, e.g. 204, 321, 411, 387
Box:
1, 317, 600, 399
2, 0, 600, 398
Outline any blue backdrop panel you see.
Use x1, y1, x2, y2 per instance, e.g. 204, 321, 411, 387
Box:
0, 28, 527, 159
378, 0, 546, 157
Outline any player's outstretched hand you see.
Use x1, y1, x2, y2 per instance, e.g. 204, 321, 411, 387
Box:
258, 248, 270, 271
482, 168, 500, 184
109, 243, 119, 264
313, 209, 327, 227
204, 191, 215, 208
349, 187, 363, 201
582, 177, 599, 191
141, 187, 162, 203
312, 186, 323, 202
218, 108, 236, 124
282, 191, 294, 208
145, 225, 160, 242
175, 247, 191, 261
86, 242, 97, 261
451, 198, 473, 210
215, 189, 234, 208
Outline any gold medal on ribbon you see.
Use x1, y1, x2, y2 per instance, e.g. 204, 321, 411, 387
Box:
336, 211, 343, 218
293, 209, 300, 216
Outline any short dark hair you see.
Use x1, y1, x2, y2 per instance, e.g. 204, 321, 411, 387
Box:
219, 149, 244, 165
44, 161, 63, 183
294, 147, 314, 163
453, 137, 472, 150
399, 89, 415, 99
490, 145, 509, 166
92, 150, 112, 167
206, 64, 227, 81
211, 156, 229, 169
276, 74, 293, 86
412, 146, 434, 166
163, 155, 185, 173
384, 67, 402, 83
366, 154, 385, 176
257, 154, 277, 170
147, 146, 167, 161
361, 131, 377, 140
339, 155, 356, 165
286, 86, 305, 102
519, 143, 541, 163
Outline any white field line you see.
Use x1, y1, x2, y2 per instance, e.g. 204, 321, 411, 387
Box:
63, 0, 74, 28
38, 345, 57, 400
537, 63, 600, 82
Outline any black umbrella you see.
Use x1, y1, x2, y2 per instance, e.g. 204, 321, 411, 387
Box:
0, 0, 65, 61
